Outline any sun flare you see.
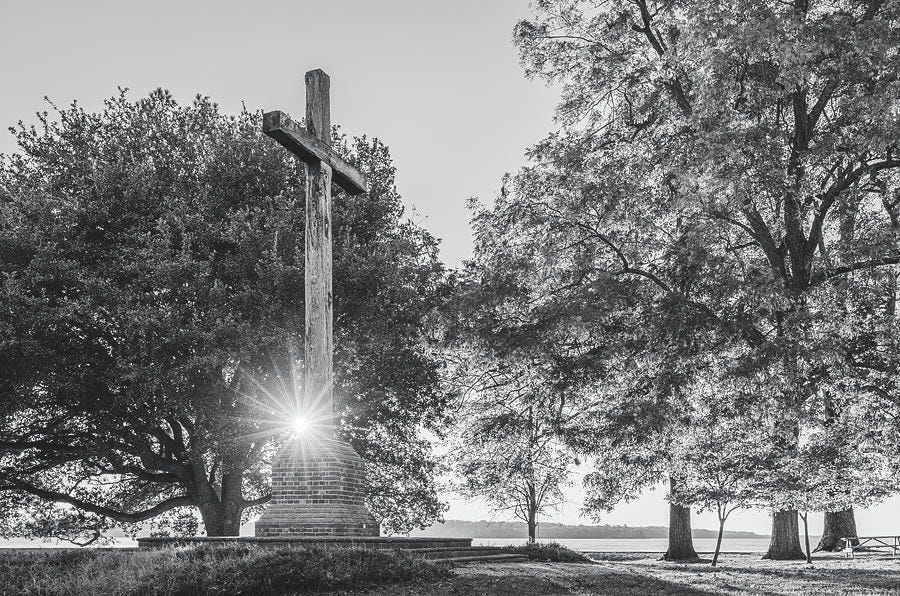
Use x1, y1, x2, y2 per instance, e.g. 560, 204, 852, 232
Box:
290, 416, 309, 435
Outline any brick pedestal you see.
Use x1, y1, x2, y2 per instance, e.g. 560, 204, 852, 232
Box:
255, 437, 379, 537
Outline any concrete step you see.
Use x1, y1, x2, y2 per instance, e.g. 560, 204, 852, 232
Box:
409, 546, 501, 553
414, 547, 502, 560
437, 553, 529, 564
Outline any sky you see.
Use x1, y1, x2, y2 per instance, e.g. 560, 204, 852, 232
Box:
0, 0, 560, 268
2, 0, 898, 539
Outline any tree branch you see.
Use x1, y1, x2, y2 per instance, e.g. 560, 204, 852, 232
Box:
812, 254, 900, 285
0, 478, 193, 523
808, 159, 900, 254
242, 494, 272, 508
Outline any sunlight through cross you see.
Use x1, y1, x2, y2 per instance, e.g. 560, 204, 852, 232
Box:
263, 70, 368, 438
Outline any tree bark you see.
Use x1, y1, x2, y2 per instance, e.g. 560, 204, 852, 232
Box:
712, 517, 725, 567
801, 512, 812, 563
763, 510, 806, 560
816, 508, 859, 552
193, 458, 246, 536
198, 499, 243, 536
663, 479, 699, 561
527, 505, 537, 544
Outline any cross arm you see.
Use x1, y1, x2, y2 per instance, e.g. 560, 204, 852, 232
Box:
263, 110, 368, 195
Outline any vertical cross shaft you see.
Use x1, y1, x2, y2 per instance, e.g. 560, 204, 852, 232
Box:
256, 68, 377, 538
303, 69, 334, 436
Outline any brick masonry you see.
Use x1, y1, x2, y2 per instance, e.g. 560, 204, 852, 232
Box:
255, 437, 379, 537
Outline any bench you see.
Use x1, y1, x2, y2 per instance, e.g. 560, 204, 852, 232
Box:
842, 536, 900, 557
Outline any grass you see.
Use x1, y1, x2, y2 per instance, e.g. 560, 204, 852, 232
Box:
0, 545, 449, 596
499, 541, 592, 563
9, 545, 897, 595
359, 551, 900, 595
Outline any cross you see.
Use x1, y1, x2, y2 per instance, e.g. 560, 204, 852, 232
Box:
263, 69, 368, 438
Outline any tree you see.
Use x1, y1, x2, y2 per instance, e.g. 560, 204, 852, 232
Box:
449, 354, 574, 543
514, 0, 900, 559
0, 90, 449, 541
670, 416, 759, 567
462, 177, 717, 560
752, 423, 894, 562
442, 200, 593, 543
817, 509, 859, 553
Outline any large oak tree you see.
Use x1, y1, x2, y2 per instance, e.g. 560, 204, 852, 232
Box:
0, 90, 449, 541
513, 0, 900, 559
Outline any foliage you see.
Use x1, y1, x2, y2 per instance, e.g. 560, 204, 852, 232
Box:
0, 89, 449, 539
499, 541, 592, 563
447, 352, 575, 539
0, 545, 449, 596
669, 419, 760, 522
505, 0, 900, 550
443, 198, 598, 540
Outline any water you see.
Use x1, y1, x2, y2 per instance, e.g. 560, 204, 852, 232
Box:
0, 536, 773, 553
473, 537, 772, 553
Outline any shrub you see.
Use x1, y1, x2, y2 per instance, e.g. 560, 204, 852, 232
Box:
0, 545, 450, 595
500, 542, 592, 563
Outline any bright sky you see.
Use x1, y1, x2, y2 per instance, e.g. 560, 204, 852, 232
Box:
0, 0, 560, 268
2, 0, 898, 538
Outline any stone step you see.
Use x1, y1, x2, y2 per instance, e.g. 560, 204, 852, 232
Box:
413, 547, 502, 560
408, 546, 501, 554
436, 553, 529, 564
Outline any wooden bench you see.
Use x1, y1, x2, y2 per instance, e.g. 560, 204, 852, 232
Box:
842, 536, 900, 557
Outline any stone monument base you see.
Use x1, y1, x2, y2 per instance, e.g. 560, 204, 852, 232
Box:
136, 536, 473, 550
254, 436, 379, 537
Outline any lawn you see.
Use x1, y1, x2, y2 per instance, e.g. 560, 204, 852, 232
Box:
6, 547, 900, 595
357, 552, 900, 595
0, 545, 448, 596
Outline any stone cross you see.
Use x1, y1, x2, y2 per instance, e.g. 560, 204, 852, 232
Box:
263, 69, 368, 438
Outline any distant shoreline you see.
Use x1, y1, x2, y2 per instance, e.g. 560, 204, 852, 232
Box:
411, 519, 770, 540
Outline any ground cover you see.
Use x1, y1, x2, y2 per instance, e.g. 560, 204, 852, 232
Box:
7, 546, 900, 595
357, 552, 900, 595
0, 545, 447, 596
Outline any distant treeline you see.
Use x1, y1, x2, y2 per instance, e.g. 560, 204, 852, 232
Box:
410, 520, 768, 540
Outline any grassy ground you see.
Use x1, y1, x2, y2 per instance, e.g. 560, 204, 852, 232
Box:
0, 545, 447, 596
356, 552, 900, 595
7, 546, 900, 595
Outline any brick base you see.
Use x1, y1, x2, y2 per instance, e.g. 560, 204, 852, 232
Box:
255, 438, 379, 537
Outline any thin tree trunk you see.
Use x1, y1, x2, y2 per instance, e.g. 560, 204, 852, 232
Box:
816, 508, 858, 552
527, 505, 537, 544
801, 513, 812, 564
763, 510, 806, 560
712, 517, 725, 567
663, 478, 699, 561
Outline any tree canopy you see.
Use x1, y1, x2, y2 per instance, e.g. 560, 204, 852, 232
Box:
0, 90, 449, 542
455, 0, 900, 559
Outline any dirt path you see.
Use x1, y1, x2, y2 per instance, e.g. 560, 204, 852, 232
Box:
353, 553, 900, 595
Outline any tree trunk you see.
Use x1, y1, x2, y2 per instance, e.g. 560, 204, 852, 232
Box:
763, 510, 806, 560
198, 500, 243, 536
801, 513, 812, 564
816, 508, 858, 552
712, 517, 725, 567
197, 471, 245, 536
527, 504, 537, 544
663, 479, 698, 561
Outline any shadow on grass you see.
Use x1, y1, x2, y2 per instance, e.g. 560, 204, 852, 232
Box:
719, 564, 900, 592
446, 565, 722, 596
586, 552, 712, 565
584, 552, 658, 562
576, 569, 722, 595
